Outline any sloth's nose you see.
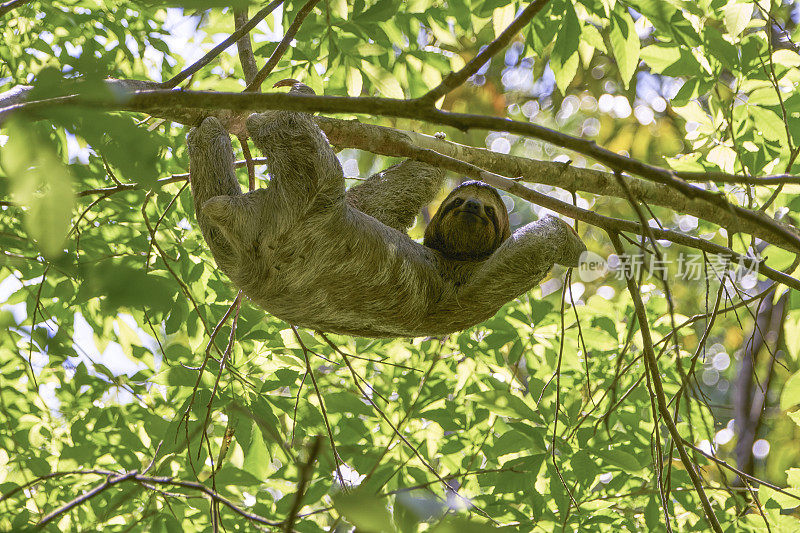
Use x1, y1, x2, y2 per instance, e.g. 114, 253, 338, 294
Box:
462, 199, 481, 214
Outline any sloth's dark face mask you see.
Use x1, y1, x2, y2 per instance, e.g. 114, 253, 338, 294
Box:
425, 182, 511, 260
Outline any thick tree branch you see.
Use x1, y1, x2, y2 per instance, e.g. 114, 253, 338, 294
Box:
12, 88, 799, 251
421, 0, 551, 103
318, 118, 800, 252
2, 83, 800, 254
382, 137, 800, 292
58, 143, 796, 291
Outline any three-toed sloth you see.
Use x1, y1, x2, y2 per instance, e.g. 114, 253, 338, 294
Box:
187, 89, 585, 337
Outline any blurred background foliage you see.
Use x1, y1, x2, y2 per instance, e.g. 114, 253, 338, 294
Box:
2, 0, 800, 530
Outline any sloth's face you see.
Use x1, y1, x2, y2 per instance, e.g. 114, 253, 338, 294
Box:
424, 182, 511, 260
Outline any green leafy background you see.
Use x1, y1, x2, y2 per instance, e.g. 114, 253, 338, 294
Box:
2, 0, 800, 531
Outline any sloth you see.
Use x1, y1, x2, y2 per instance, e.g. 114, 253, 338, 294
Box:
186, 87, 585, 338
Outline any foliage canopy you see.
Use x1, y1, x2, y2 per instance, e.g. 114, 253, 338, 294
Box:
2, 0, 800, 531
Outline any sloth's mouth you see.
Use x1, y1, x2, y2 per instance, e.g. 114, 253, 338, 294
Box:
457, 210, 485, 222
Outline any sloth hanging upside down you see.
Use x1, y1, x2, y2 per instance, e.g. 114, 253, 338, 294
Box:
186, 83, 586, 338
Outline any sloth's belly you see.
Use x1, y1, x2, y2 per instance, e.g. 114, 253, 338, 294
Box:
233, 223, 447, 337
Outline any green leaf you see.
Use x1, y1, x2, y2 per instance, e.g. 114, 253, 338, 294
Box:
80, 262, 174, 312
361, 61, 405, 98
749, 105, 787, 143
595, 449, 641, 471
724, 1, 752, 38
149, 365, 199, 387
788, 468, 800, 489
781, 370, 800, 410
330, 0, 348, 19
609, 10, 640, 88
359, 0, 401, 22
432, 517, 497, 533
641, 43, 702, 76
469, 390, 538, 420
214, 466, 264, 487
1, 121, 75, 258
581, 23, 607, 53
550, 3, 581, 94
334, 490, 395, 533
242, 421, 269, 480
703, 27, 739, 70
325, 391, 373, 416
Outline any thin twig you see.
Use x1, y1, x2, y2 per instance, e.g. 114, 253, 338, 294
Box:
162, 0, 285, 88
198, 294, 241, 460
335, 338, 498, 524
38, 470, 140, 526
284, 437, 322, 532
609, 232, 723, 533
245, 0, 322, 92
551, 272, 579, 510
421, 0, 552, 102
290, 326, 347, 487
681, 438, 800, 503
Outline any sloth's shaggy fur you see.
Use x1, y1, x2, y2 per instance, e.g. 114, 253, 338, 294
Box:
187, 109, 586, 337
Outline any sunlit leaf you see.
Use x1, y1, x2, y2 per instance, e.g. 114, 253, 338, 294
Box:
724, 1, 752, 38
1, 121, 74, 258
609, 9, 640, 88
550, 3, 581, 93
781, 370, 800, 410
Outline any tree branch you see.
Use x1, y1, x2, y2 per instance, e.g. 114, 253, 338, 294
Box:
245, 0, 322, 92
421, 0, 551, 102
2, 83, 800, 254
380, 136, 800, 292
234, 8, 259, 85
317, 118, 800, 253
678, 170, 800, 186
0, 0, 33, 17
161, 0, 284, 88
39, 470, 140, 526
609, 232, 723, 533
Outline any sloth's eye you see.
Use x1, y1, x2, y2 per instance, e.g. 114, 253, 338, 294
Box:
485, 206, 494, 216
451, 198, 464, 207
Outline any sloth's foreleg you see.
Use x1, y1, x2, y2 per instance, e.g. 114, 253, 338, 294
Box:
447, 215, 586, 318
187, 117, 243, 273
